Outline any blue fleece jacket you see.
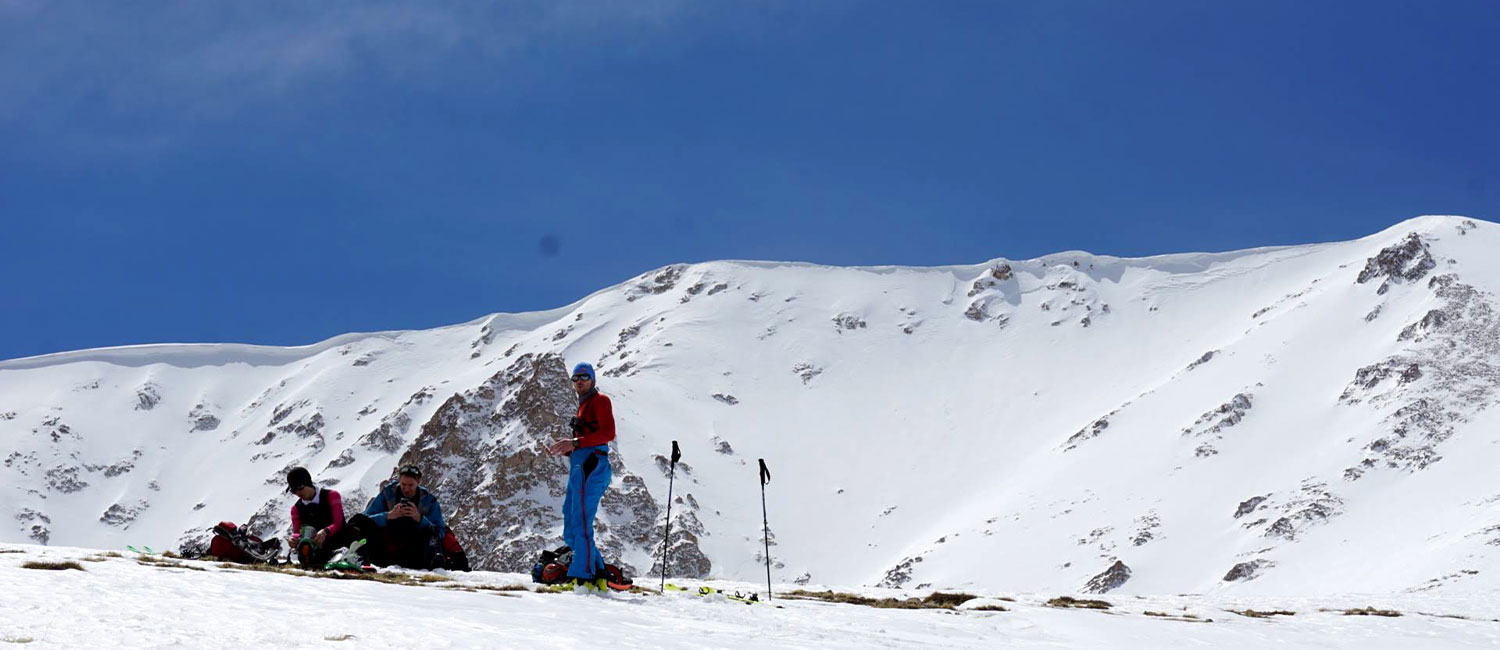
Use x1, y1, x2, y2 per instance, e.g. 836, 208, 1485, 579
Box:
363, 480, 446, 539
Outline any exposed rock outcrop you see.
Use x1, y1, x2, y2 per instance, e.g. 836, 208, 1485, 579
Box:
627, 265, 686, 302
135, 383, 162, 411
188, 404, 221, 432
1083, 560, 1132, 593
1224, 559, 1274, 582
1356, 233, 1436, 294
1259, 481, 1344, 541
877, 554, 923, 589
393, 353, 702, 576
100, 500, 148, 528
1341, 273, 1500, 478
832, 313, 867, 333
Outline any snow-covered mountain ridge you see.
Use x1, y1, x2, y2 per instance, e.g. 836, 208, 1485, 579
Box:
4, 215, 1499, 597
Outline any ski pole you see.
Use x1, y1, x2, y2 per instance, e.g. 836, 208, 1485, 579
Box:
660, 440, 680, 591
759, 458, 772, 601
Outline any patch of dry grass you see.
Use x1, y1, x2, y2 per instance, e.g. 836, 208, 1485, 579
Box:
136, 556, 206, 571
443, 583, 529, 593
1229, 609, 1296, 618
1419, 612, 1471, 620
21, 560, 84, 571
331, 571, 451, 586
1046, 596, 1113, 610
1144, 611, 1211, 623
784, 589, 981, 610
216, 562, 454, 587
925, 592, 981, 608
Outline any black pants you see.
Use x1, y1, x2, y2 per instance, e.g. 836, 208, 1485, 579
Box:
346, 513, 433, 569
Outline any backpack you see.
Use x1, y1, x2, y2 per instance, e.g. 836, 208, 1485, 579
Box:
208, 521, 281, 564
529, 546, 631, 586
437, 527, 470, 571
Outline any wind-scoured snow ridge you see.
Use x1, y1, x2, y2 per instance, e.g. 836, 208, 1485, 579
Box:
3, 216, 1500, 599
0, 305, 584, 371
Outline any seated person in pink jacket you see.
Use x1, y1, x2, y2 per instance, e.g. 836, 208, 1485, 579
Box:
286, 467, 351, 567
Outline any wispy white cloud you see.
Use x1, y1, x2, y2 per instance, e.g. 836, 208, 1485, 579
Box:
0, 0, 706, 123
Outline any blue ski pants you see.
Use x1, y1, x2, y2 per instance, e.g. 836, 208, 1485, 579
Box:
562, 446, 612, 579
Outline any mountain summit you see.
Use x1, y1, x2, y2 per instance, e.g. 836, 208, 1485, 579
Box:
3, 215, 1498, 596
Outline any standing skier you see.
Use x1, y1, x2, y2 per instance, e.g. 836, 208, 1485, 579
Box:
546, 361, 616, 588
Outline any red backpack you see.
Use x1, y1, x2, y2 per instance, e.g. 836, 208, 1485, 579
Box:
530, 546, 630, 587
208, 521, 281, 564
438, 528, 470, 571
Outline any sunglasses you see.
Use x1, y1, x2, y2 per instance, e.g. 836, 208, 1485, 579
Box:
571, 374, 592, 382
399, 466, 422, 478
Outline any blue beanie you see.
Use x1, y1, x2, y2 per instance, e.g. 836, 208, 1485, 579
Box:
572, 362, 595, 381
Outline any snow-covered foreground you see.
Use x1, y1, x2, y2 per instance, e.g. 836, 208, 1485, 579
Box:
2, 544, 1497, 649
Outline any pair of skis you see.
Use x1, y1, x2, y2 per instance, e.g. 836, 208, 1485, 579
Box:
664, 583, 761, 605
548, 581, 764, 605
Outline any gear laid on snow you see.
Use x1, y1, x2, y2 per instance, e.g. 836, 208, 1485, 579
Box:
531, 545, 632, 591
208, 521, 281, 564
664, 583, 762, 605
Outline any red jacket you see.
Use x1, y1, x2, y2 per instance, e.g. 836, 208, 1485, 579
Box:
574, 390, 616, 449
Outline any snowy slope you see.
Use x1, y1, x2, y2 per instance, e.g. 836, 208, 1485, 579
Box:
3, 544, 1499, 650
2, 215, 1498, 597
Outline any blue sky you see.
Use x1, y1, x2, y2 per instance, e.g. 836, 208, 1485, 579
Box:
1, 1, 1496, 361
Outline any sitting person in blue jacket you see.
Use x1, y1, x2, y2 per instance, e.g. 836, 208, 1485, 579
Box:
345, 465, 445, 569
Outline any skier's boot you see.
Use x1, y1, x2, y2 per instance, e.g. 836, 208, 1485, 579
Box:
296, 526, 316, 567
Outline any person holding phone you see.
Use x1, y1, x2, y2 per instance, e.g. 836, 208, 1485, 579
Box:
355, 465, 446, 569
